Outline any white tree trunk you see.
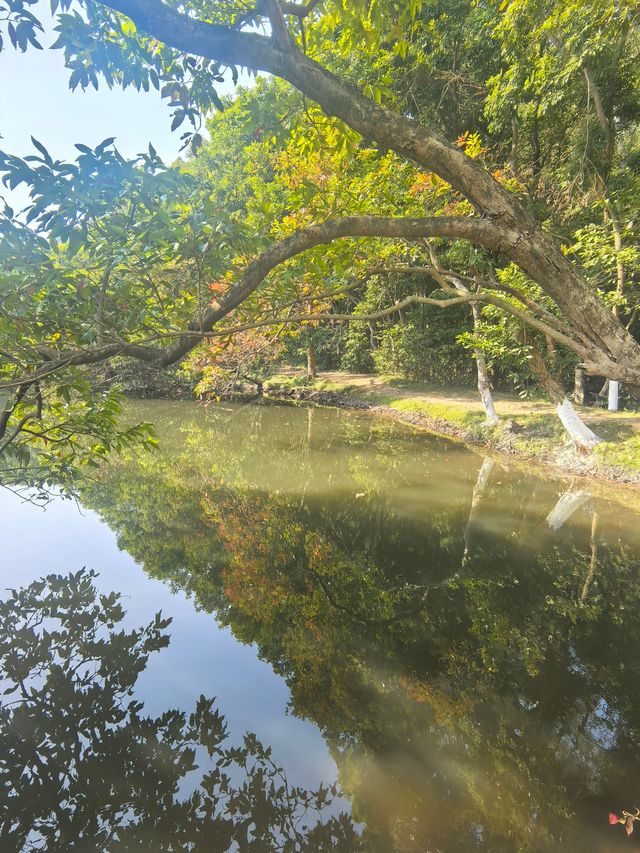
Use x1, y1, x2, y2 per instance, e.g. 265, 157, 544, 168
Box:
478, 370, 499, 425
555, 398, 602, 451
470, 302, 499, 425
608, 379, 619, 411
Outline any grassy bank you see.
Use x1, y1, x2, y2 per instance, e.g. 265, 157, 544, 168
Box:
264, 371, 640, 485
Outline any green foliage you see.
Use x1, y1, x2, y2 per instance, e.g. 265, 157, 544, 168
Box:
0, 0, 640, 464
340, 322, 375, 374
371, 313, 475, 384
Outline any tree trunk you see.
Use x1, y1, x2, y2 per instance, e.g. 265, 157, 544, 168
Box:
545, 334, 557, 367
604, 201, 625, 412
510, 115, 521, 181
306, 336, 317, 380
476, 351, 499, 426
470, 303, 499, 425
584, 66, 613, 176
573, 366, 586, 405
555, 399, 602, 451
530, 344, 602, 451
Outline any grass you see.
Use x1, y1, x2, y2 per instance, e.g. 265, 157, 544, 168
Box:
386, 398, 487, 429
594, 435, 640, 473
265, 374, 358, 394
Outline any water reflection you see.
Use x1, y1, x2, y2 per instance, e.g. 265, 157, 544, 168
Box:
0, 569, 359, 851
11, 400, 640, 851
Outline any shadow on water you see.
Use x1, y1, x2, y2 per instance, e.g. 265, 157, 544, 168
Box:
4, 399, 640, 851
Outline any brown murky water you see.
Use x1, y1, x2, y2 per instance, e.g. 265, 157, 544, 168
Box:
3, 400, 640, 851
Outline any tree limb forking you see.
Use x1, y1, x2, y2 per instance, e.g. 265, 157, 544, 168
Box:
279, 0, 323, 19
364, 264, 578, 342
0, 214, 585, 405
188, 292, 588, 353
156, 214, 511, 365
96, 0, 640, 371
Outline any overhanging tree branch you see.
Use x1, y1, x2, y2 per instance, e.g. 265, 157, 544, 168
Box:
130, 291, 587, 352
98, 0, 632, 361
156, 214, 510, 365
0, 214, 579, 399
364, 263, 578, 342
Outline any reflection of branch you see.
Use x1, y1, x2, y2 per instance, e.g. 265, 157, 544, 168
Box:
310, 567, 455, 628
580, 512, 599, 602
310, 570, 369, 625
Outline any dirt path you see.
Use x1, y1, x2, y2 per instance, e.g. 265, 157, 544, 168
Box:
295, 370, 640, 435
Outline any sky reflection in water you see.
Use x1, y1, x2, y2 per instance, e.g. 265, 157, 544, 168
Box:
2, 400, 640, 851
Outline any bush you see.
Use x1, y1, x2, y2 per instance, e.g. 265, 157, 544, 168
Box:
371, 312, 475, 385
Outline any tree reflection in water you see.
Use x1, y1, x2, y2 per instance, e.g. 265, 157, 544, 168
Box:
69, 402, 640, 850
0, 570, 361, 851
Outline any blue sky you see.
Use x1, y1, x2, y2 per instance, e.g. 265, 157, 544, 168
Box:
0, 11, 243, 208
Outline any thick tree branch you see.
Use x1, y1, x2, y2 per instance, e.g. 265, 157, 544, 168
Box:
156, 214, 509, 365
97, 0, 640, 373
181, 292, 586, 354
262, 0, 294, 51
367, 263, 577, 340
0, 214, 576, 400
279, 0, 322, 19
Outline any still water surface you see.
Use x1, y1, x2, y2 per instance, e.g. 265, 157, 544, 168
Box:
2, 400, 640, 851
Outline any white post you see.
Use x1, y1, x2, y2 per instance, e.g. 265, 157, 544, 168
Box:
608, 380, 619, 412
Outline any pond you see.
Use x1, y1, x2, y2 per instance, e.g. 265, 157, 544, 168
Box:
2, 400, 640, 851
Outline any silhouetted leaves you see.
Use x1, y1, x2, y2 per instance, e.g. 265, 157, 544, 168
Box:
0, 569, 362, 850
